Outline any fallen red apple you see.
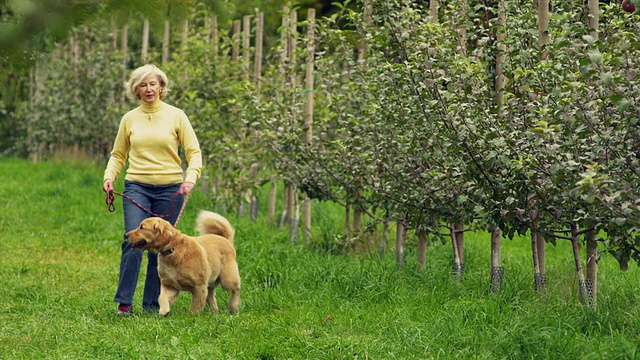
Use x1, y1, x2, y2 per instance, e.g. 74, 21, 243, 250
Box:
622, 0, 636, 12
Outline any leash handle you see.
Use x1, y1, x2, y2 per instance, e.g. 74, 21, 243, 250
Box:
106, 189, 116, 212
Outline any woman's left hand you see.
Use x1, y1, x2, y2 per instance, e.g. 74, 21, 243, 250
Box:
179, 182, 195, 195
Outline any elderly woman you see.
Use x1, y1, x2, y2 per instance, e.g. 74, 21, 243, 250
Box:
103, 64, 202, 316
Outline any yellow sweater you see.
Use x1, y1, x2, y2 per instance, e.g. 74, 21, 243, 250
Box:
103, 99, 202, 185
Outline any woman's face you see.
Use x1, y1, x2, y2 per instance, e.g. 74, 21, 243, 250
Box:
137, 75, 163, 103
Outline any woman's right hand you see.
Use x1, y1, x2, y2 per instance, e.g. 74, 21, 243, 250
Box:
103, 179, 114, 193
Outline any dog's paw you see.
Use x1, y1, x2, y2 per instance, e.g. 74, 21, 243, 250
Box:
160, 311, 170, 317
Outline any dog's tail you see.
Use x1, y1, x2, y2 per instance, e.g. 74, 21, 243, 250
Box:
196, 210, 235, 244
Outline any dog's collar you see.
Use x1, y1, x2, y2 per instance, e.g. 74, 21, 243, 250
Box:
160, 248, 175, 256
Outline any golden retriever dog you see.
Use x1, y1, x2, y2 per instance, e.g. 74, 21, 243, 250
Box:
125, 210, 240, 316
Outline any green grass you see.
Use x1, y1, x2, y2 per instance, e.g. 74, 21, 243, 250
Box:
1, 157, 640, 359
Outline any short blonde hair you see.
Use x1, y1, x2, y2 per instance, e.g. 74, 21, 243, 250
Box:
125, 64, 170, 100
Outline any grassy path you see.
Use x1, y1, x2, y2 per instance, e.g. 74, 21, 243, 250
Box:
1, 158, 639, 359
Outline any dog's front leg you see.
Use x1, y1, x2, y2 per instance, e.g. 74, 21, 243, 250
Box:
190, 285, 207, 312
159, 285, 179, 316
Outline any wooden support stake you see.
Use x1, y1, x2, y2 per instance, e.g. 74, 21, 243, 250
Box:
142, 19, 149, 63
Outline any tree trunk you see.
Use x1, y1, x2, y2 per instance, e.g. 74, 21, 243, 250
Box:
248, 165, 259, 222
250, 196, 259, 222
268, 179, 277, 222
345, 204, 351, 239
395, 214, 406, 267
490, 226, 503, 292
455, 221, 464, 270
451, 222, 462, 280
586, 229, 598, 307
537, 231, 546, 288
278, 182, 290, 228
302, 195, 311, 243
417, 230, 427, 272
285, 182, 294, 226
379, 214, 389, 257
289, 199, 300, 245
353, 205, 362, 250
531, 231, 542, 290
571, 223, 590, 306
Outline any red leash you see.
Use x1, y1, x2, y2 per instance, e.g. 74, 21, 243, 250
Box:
105, 189, 189, 227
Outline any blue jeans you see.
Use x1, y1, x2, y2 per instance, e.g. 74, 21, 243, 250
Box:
114, 180, 184, 310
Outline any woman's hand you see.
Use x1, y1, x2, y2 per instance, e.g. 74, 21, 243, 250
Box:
179, 182, 195, 195
103, 179, 114, 193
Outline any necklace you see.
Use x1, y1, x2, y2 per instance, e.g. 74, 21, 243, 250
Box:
142, 109, 159, 120
141, 109, 160, 121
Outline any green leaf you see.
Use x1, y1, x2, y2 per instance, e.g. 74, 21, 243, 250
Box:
587, 50, 602, 64
582, 34, 596, 45
610, 93, 631, 111
600, 72, 614, 85
613, 218, 627, 226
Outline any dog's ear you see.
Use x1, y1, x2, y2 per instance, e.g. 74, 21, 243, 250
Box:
154, 219, 174, 238
164, 225, 174, 238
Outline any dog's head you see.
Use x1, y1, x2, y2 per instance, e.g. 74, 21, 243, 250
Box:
125, 217, 176, 252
